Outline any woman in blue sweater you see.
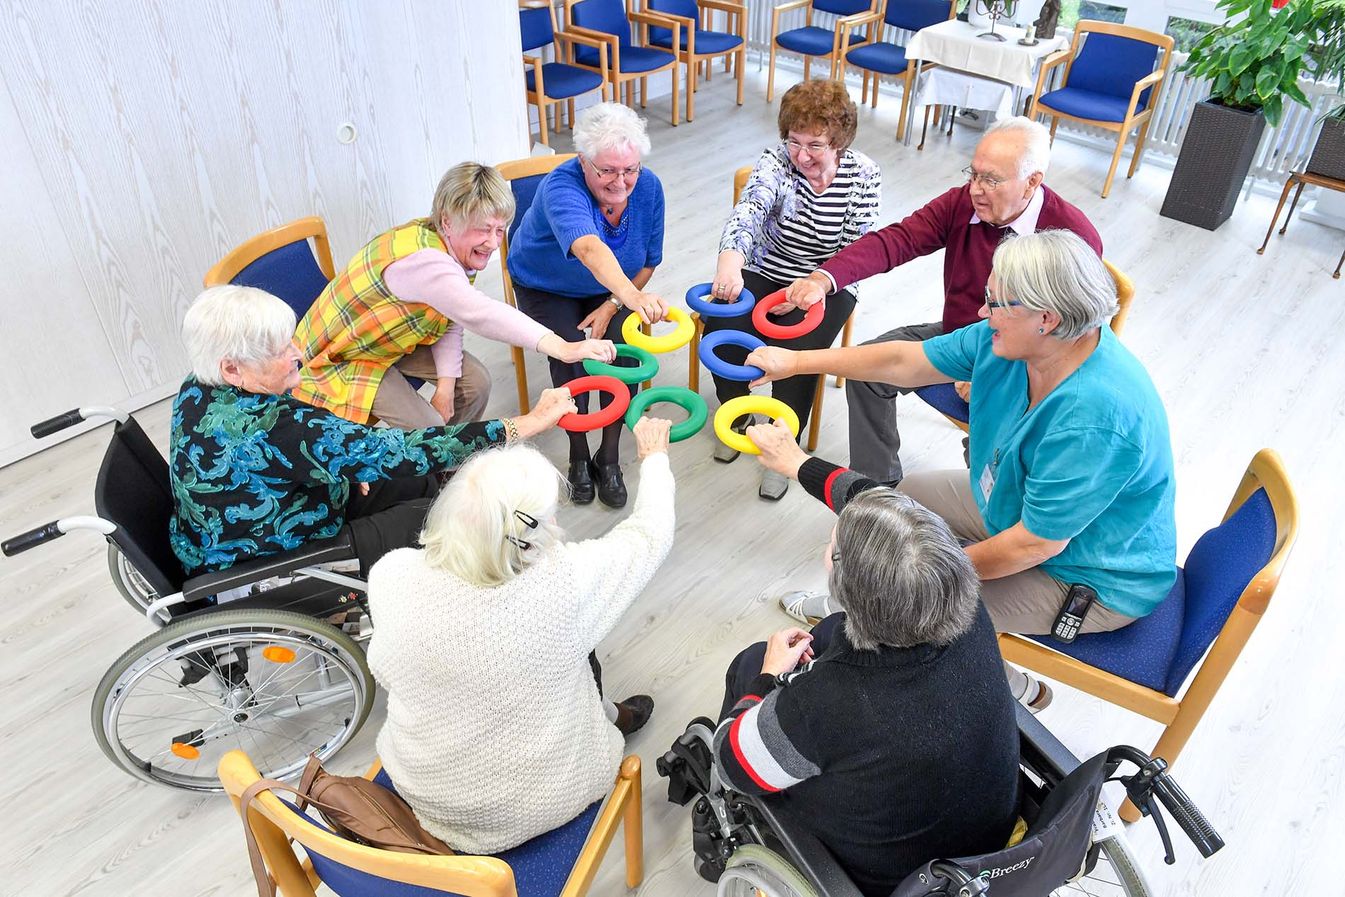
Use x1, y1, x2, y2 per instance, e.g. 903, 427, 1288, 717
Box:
508, 103, 668, 509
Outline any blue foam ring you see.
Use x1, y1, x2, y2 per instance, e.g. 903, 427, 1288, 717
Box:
685, 282, 757, 318
699, 329, 766, 382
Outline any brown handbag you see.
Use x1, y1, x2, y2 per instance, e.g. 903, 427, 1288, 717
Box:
238, 754, 453, 897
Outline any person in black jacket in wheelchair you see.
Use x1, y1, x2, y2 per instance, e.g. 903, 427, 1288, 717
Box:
713, 489, 1020, 897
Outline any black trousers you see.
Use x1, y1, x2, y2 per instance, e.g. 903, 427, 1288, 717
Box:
513, 282, 640, 464
719, 612, 844, 720
701, 269, 856, 434
345, 475, 439, 575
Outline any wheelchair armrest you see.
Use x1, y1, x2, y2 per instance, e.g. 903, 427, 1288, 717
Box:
749, 797, 867, 897
1015, 702, 1082, 786
181, 529, 359, 604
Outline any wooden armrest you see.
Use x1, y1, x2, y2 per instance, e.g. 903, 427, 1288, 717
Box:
522, 52, 542, 68
646, 8, 697, 52
556, 27, 611, 75
698, 0, 745, 14
1133, 68, 1166, 89
773, 0, 811, 13
1039, 49, 1070, 71
838, 10, 880, 27
629, 10, 679, 30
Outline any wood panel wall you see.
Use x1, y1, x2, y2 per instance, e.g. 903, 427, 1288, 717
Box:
0, 0, 529, 466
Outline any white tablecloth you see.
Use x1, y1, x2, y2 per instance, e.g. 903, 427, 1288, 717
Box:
905, 19, 1066, 89
915, 67, 1016, 117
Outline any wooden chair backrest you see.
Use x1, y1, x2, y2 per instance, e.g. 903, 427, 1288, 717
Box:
203, 216, 335, 288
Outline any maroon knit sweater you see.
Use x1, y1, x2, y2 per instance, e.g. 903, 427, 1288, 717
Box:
819, 184, 1102, 332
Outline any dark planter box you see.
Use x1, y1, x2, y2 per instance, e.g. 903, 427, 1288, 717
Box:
1306, 117, 1345, 181
1160, 99, 1267, 231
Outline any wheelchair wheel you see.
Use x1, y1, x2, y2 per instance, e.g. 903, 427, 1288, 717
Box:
108, 544, 159, 613
717, 844, 821, 897
1053, 833, 1151, 897
92, 608, 374, 792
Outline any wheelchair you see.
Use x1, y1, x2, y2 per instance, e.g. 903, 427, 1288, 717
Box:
3, 406, 377, 792
657, 703, 1223, 897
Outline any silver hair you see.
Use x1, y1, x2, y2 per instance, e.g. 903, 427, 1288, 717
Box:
182, 285, 297, 386
572, 102, 651, 159
992, 230, 1117, 341
419, 444, 566, 587
984, 115, 1052, 179
828, 489, 980, 650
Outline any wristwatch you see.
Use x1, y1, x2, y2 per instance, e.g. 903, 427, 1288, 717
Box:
608, 295, 623, 309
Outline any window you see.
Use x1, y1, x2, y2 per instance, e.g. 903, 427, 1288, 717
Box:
1164, 15, 1216, 54
1059, 0, 1129, 32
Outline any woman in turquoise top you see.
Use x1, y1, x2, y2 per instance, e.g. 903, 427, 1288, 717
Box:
740, 230, 1177, 710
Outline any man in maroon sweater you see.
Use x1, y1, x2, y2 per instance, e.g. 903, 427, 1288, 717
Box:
784, 116, 1102, 484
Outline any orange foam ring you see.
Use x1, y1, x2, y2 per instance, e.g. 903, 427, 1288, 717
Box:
262, 645, 297, 664
171, 742, 201, 760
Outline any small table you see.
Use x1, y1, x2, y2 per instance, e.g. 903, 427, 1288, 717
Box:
902, 19, 1066, 146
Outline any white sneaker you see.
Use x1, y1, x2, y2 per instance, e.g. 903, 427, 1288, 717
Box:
778, 590, 836, 625
1017, 677, 1054, 714
759, 470, 789, 501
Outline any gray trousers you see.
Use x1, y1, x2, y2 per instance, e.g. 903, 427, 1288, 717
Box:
897, 469, 1135, 698
845, 321, 945, 483
369, 345, 492, 430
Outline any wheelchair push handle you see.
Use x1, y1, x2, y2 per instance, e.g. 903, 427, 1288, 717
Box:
1152, 772, 1224, 858
2, 521, 65, 556
31, 409, 86, 438
1106, 745, 1223, 862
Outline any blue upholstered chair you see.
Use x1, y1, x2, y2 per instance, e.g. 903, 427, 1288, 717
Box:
999, 448, 1299, 821
1028, 20, 1175, 198
839, 0, 953, 141
520, 3, 610, 148
219, 749, 644, 897
563, 0, 682, 126
766, 0, 879, 102
203, 216, 335, 318
645, 0, 746, 120
913, 258, 1133, 432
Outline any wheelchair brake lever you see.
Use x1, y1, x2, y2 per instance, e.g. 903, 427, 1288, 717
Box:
1143, 795, 1177, 865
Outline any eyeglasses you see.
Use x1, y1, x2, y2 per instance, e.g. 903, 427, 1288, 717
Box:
785, 138, 832, 155
584, 156, 642, 182
505, 509, 538, 551
962, 166, 1009, 190
984, 284, 1023, 313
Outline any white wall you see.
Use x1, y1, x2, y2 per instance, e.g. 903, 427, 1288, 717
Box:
0, 0, 528, 465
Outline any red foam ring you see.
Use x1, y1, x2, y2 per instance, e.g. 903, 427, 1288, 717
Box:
558, 375, 631, 432
752, 290, 826, 340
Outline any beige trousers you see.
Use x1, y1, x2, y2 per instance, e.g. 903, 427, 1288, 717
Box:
369, 345, 491, 430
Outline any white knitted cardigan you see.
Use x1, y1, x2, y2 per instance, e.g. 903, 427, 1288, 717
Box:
365, 453, 675, 854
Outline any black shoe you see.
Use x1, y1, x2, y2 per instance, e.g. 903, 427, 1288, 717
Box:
568, 459, 595, 505
595, 462, 627, 508
614, 694, 654, 736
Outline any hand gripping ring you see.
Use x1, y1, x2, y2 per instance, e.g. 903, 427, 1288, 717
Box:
583, 344, 659, 385
698, 329, 765, 382
685, 282, 756, 318
624, 386, 708, 442
622, 305, 695, 353
713, 395, 800, 455
751, 289, 825, 340
558, 375, 630, 432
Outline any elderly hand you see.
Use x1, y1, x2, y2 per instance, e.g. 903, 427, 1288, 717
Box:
632, 416, 671, 459
784, 273, 828, 311
514, 387, 578, 438
623, 290, 668, 326
712, 253, 746, 302
747, 419, 807, 480
761, 627, 815, 676
430, 377, 457, 423
577, 302, 620, 340
745, 346, 800, 389
557, 338, 617, 365
954, 380, 971, 403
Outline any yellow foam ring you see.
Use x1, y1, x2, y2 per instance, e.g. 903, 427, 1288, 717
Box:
262, 645, 297, 664
621, 305, 695, 354
714, 395, 800, 455
171, 742, 201, 761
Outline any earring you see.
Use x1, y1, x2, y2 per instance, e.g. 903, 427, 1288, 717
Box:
1038, 327, 1045, 334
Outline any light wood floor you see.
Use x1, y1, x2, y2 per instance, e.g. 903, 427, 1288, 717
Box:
3, 69, 1343, 896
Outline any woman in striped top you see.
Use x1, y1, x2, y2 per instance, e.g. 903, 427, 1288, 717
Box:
707, 79, 882, 500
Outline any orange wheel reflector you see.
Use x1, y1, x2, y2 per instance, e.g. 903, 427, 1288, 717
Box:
171, 742, 201, 760
262, 646, 297, 664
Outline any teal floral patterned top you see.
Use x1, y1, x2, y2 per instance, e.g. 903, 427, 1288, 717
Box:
169, 377, 505, 576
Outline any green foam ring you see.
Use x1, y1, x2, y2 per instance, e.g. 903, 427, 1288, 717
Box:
582, 343, 659, 385
624, 386, 709, 442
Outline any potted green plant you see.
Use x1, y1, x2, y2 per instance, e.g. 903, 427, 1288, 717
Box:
1304, 0, 1345, 180
1160, 0, 1318, 229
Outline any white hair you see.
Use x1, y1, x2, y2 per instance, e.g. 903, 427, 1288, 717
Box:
572, 102, 651, 159
984, 116, 1052, 179
183, 285, 297, 386
420, 444, 566, 586
992, 230, 1117, 340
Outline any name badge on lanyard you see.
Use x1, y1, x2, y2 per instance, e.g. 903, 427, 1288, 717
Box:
978, 448, 1000, 502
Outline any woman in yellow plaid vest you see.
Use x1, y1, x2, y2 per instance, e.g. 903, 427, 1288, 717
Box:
294, 163, 615, 428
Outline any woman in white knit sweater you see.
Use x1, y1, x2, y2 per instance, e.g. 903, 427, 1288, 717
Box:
366, 417, 676, 853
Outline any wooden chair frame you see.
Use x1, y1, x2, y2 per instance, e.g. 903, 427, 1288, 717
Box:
644, 0, 747, 121
203, 216, 335, 288
563, 0, 683, 126
686, 165, 854, 453
521, 1, 612, 148
1027, 20, 1175, 199
219, 750, 644, 897
766, 0, 880, 103
496, 153, 579, 414
837, 0, 956, 142
998, 448, 1299, 820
